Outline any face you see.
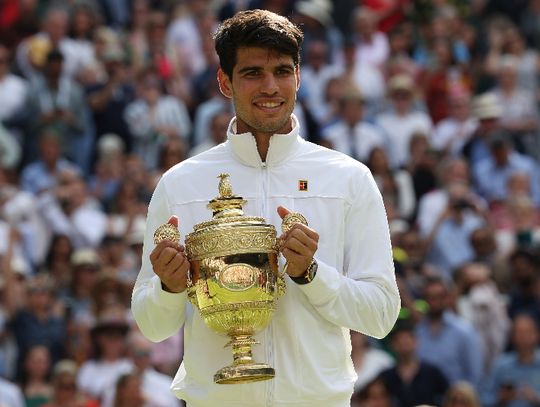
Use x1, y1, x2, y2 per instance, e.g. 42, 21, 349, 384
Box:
218, 47, 300, 139
424, 282, 448, 318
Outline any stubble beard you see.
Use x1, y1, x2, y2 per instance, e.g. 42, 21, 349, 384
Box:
233, 95, 297, 135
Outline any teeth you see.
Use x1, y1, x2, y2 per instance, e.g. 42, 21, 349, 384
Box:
258, 102, 280, 108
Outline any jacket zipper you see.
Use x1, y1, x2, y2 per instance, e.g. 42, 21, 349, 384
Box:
260, 161, 275, 407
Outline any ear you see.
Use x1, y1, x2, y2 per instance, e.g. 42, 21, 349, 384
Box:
217, 68, 233, 99
295, 66, 301, 91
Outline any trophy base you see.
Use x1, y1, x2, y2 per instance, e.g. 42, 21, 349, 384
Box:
214, 363, 275, 384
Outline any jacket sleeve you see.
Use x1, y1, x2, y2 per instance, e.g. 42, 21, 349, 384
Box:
131, 179, 188, 342
296, 169, 400, 339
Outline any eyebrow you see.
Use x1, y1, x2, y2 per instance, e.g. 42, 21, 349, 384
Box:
237, 64, 295, 74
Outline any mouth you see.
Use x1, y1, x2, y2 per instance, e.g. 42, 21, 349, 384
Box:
253, 100, 284, 111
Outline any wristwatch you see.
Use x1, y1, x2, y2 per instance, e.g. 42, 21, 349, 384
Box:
290, 259, 318, 285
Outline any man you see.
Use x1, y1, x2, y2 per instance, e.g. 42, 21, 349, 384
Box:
481, 314, 540, 407
415, 276, 483, 389
378, 318, 448, 406
132, 10, 400, 406
321, 86, 386, 162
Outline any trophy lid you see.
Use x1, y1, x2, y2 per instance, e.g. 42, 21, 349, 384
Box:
185, 174, 277, 261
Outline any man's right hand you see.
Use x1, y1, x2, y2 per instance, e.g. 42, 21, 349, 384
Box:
149, 216, 190, 293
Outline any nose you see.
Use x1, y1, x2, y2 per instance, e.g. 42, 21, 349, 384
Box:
260, 73, 279, 95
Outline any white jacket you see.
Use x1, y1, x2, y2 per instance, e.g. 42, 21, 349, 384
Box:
132, 115, 400, 407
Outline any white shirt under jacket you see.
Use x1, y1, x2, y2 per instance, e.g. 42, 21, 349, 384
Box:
131, 114, 400, 407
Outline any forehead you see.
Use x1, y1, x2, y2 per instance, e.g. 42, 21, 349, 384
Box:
233, 47, 294, 70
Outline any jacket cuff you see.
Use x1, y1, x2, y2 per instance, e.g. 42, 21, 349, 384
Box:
151, 275, 187, 310
296, 258, 341, 305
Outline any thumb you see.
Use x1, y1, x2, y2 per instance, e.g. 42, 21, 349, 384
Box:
167, 215, 179, 228
277, 206, 290, 220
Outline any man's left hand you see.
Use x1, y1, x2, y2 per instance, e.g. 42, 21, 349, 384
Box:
277, 206, 319, 278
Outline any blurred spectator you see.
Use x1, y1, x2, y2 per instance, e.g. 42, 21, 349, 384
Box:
62, 249, 102, 327
88, 133, 125, 209
415, 276, 484, 388
299, 39, 342, 125
36, 167, 107, 249
506, 250, 540, 325
376, 74, 433, 168
471, 130, 540, 207
24, 48, 90, 168
189, 110, 231, 158
20, 126, 81, 196
378, 318, 449, 406
102, 331, 180, 407
430, 90, 477, 157
351, 7, 390, 70
322, 86, 386, 162
406, 131, 438, 204
0, 44, 28, 126
43, 359, 98, 407
416, 157, 483, 238
351, 330, 394, 392
453, 262, 510, 373
425, 181, 487, 277
481, 314, 540, 407
293, 0, 342, 64
15, 7, 87, 81
124, 68, 191, 170
77, 305, 132, 400
462, 92, 502, 164
112, 373, 144, 407
68, 2, 101, 79
495, 194, 540, 257
366, 146, 416, 221
491, 55, 539, 158
86, 47, 134, 156
442, 381, 481, 407
20, 345, 53, 407
166, 1, 215, 82
41, 234, 74, 292
351, 377, 394, 407
484, 24, 540, 100
422, 37, 471, 123
341, 40, 386, 111
9, 273, 66, 381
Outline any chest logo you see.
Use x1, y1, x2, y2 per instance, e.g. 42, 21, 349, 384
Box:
298, 180, 308, 191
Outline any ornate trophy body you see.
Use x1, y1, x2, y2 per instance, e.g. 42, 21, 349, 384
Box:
154, 174, 305, 384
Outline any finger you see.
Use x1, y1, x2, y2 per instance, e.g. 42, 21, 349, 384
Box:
168, 215, 179, 228
166, 252, 187, 270
150, 240, 178, 263
287, 224, 319, 244
283, 235, 315, 257
277, 206, 291, 220
281, 247, 308, 265
155, 247, 179, 269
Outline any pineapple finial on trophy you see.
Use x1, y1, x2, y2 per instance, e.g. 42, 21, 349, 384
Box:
218, 173, 233, 197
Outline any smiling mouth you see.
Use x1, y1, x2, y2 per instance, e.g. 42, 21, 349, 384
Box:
254, 99, 284, 109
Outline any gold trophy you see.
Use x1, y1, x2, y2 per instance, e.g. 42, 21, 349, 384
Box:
153, 173, 306, 384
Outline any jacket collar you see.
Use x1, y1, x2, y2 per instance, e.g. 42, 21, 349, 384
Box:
226, 114, 302, 167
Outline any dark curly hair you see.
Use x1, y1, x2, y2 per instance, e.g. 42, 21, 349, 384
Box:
213, 9, 304, 79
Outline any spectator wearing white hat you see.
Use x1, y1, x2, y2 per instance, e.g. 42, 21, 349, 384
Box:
375, 74, 433, 168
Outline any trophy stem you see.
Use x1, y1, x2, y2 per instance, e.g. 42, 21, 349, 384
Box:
213, 334, 275, 384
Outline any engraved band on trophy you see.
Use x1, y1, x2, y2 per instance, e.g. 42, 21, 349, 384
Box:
153, 173, 307, 384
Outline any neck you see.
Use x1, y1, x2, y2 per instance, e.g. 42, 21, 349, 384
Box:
253, 133, 271, 162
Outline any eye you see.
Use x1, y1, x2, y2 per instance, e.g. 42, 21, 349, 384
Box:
276, 68, 294, 76
244, 70, 261, 77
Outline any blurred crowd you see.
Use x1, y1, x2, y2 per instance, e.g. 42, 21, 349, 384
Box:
0, 0, 539, 406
